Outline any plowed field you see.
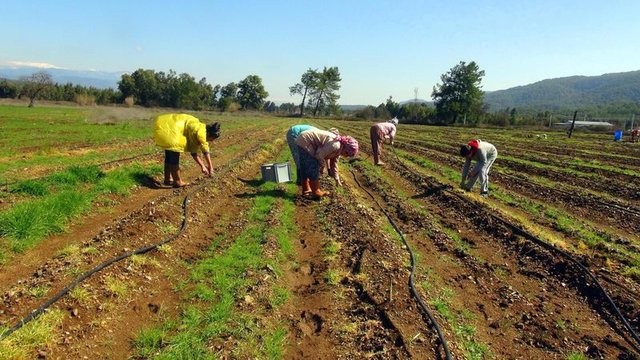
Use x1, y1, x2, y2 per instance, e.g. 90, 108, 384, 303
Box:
1, 106, 639, 359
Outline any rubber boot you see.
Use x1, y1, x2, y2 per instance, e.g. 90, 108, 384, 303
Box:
301, 178, 312, 195
310, 179, 327, 198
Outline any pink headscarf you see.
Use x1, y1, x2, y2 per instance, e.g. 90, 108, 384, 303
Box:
337, 135, 359, 157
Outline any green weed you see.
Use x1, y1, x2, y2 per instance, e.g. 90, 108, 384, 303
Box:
0, 309, 65, 359
263, 327, 287, 359
132, 326, 166, 358
566, 352, 587, 360
27, 285, 49, 299
269, 287, 290, 307
69, 287, 91, 305
10, 180, 49, 196
105, 276, 128, 298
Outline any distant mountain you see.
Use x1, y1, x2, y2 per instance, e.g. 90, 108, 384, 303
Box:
483, 70, 640, 110
0, 66, 122, 89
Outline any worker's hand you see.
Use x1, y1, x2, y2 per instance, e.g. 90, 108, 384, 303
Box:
335, 178, 342, 187
201, 166, 210, 176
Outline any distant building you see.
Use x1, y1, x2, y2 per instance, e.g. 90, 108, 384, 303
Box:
553, 121, 614, 128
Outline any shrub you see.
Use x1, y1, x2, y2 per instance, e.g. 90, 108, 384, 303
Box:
74, 93, 96, 106
123, 96, 135, 107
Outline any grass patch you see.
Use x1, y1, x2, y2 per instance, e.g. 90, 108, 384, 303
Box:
69, 286, 92, 305
105, 276, 128, 298
323, 238, 341, 261
132, 326, 167, 359
0, 309, 65, 359
566, 352, 587, 360
0, 190, 93, 252
134, 176, 296, 358
0, 162, 161, 254
27, 285, 49, 299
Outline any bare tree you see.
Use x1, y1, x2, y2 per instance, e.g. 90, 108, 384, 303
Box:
20, 71, 53, 107
289, 69, 318, 116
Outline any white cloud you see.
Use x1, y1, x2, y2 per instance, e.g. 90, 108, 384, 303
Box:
3, 61, 64, 69
136, 45, 143, 53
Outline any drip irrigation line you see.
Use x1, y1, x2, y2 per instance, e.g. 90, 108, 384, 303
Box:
395, 141, 640, 218
389, 144, 640, 351
0, 141, 265, 341
349, 166, 452, 360
495, 171, 640, 218
0, 194, 189, 341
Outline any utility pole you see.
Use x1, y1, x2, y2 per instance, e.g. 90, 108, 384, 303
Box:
548, 113, 552, 128
631, 114, 635, 129
567, 110, 578, 138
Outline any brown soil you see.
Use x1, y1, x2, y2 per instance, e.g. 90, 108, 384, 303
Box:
1, 121, 639, 359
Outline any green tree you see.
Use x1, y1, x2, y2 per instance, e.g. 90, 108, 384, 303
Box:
309, 66, 341, 116
130, 69, 161, 106
0, 79, 19, 98
263, 101, 277, 112
278, 102, 297, 114
385, 96, 401, 117
237, 75, 269, 110
289, 69, 318, 116
218, 82, 239, 111
432, 61, 485, 125
20, 71, 53, 107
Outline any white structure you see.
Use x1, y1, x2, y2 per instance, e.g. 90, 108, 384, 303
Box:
553, 121, 613, 128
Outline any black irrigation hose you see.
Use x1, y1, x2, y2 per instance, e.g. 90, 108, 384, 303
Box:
390, 144, 640, 351
396, 140, 640, 218
0, 194, 190, 341
0, 140, 268, 341
496, 170, 640, 218
349, 166, 453, 360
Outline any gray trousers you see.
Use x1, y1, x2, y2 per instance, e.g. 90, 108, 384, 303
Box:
465, 152, 497, 193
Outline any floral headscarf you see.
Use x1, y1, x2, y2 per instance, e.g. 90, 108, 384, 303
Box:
337, 135, 359, 157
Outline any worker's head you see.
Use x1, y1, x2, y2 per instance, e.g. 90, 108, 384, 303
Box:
338, 135, 359, 157
206, 122, 221, 141
459, 144, 471, 157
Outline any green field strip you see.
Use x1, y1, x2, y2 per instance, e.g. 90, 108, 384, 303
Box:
132, 180, 296, 359
396, 150, 640, 274
347, 153, 493, 357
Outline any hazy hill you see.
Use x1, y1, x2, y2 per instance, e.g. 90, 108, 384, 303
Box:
0, 67, 122, 89
483, 70, 640, 110
3, 66, 640, 111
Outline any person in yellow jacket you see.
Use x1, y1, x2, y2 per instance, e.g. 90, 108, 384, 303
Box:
153, 113, 221, 187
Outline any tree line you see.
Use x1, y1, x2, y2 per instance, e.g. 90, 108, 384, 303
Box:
2, 62, 629, 127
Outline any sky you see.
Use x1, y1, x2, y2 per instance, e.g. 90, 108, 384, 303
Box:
2, 0, 639, 105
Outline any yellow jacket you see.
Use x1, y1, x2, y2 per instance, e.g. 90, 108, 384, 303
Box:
153, 113, 210, 153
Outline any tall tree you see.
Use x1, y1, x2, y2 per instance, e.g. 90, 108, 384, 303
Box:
237, 75, 269, 110
289, 69, 318, 116
218, 82, 239, 111
432, 61, 485, 125
20, 71, 53, 107
309, 66, 341, 116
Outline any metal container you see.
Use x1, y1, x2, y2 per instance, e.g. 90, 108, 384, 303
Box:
261, 162, 292, 183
